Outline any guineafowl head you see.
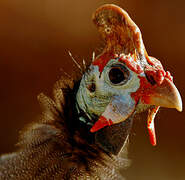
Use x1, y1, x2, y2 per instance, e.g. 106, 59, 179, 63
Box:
76, 4, 182, 154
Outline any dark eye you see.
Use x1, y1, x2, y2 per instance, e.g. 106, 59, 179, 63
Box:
108, 65, 129, 85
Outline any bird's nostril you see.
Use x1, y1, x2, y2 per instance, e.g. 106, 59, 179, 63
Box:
146, 74, 156, 86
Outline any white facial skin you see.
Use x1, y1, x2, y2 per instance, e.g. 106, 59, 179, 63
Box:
76, 59, 141, 123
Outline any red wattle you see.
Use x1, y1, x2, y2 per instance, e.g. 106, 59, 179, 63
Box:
148, 126, 156, 146
90, 116, 113, 133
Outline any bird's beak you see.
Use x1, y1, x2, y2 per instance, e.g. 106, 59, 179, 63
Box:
140, 77, 182, 112
136, 77, 182, 145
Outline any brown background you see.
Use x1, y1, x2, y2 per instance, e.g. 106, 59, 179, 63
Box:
0, 0, 184, 179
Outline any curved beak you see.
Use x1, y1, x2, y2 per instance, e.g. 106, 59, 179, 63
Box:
141, 78, 182, 112
138, 77, 182, 146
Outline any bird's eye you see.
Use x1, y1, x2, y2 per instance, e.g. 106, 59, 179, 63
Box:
108, 65, 129, 85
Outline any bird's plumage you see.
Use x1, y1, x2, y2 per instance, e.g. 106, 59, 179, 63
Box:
0, 77, 129, 179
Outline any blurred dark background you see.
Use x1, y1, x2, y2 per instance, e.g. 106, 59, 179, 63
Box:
0, 0, 184, 179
